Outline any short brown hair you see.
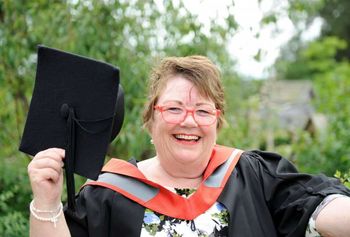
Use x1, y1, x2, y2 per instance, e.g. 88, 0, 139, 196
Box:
143, 55, 225, 131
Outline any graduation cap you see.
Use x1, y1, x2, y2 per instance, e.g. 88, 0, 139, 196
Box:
19, 45, 124, 211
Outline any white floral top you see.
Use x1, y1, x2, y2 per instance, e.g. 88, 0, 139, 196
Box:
141, 189, 342, 237
141, 188, 228, 236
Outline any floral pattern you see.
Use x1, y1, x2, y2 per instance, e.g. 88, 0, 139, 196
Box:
141, 188, 229, 237
141, 189, 341, 236
306, 217, 321, 237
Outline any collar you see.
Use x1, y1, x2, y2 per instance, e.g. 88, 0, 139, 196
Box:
86, 145, 243, 220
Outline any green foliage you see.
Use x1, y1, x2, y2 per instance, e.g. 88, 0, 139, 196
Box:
318, 0, 350, 59
335, 170, 350, 189
0, 211, 28, 237
261, 14, 277, 25
275, 0, 350, 176
287, 0, 324, 21
281, 0, 350, 62
0, 154, 31, 237
302, 37, 347, 73
278, 37, 350, 175
276, 37, 347, 79
218, 79, 263, 149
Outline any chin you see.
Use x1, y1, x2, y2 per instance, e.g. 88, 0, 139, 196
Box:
172, 149, 203, 164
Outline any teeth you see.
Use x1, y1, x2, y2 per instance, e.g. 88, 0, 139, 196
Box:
175, 134, 199, 140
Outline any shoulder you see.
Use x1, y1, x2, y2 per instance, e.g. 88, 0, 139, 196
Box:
237, 150, 298, 176
236, 150, 350, 197
240, 150, 291, 164
79, 180, 120, 202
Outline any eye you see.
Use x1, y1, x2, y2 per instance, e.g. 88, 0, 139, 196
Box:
165, 106, 183, 114
196, 109, 214, 116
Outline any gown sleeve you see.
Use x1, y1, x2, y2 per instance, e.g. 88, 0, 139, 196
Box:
63, 185, 116, 237
244, 150, 350, 236
64, 181, 145, 237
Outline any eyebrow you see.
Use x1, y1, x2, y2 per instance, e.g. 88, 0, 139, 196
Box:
162, 100, 215, 107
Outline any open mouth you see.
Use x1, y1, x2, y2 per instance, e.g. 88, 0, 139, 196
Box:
174, 134, 201, 142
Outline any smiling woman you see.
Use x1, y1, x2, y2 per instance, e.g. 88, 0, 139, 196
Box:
28, 55, 350, 237
144, 76, 219, 186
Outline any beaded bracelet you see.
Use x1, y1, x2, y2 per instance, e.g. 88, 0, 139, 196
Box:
29, 200, 63, 228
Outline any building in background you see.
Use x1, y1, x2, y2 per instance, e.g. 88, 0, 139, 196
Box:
252, 79, 327, 156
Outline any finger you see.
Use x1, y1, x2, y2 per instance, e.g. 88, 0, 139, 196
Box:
30, 167, 62, 184
41, 148, 65, 159
49, 148, 65, 158
34, 148, 65, 161
30, 158, 64, 173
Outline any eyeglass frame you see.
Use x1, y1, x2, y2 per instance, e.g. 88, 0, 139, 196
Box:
154, 104, 221, 126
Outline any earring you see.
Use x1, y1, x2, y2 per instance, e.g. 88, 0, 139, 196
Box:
150, 139, 154, 144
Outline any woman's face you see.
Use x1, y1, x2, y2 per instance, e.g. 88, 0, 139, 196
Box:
150, 76, 218, 167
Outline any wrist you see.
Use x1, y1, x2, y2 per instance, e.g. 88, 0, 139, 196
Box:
32, 197, 62, 210
30, 200, 63, 228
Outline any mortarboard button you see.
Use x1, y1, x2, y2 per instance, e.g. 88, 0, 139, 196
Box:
60, 103, 69, 119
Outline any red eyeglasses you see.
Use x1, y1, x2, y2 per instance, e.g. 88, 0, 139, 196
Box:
154, 104, 220, 126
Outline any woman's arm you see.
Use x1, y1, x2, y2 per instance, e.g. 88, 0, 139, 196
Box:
27, 148, 71, 237
316, 196, 350, 237
30, 210, 70, 237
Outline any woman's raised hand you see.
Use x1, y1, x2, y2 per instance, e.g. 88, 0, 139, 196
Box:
27, 148, 65, 209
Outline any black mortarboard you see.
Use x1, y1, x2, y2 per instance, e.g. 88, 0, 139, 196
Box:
19, 45, 124, 211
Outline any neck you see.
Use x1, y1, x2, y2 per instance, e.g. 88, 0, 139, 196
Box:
159, 162, 204, 188
143, 157, 207, 189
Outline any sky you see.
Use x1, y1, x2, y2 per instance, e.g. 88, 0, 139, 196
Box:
182, 0, 322, 79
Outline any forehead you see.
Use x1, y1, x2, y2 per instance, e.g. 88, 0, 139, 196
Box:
157, 76, 212, 105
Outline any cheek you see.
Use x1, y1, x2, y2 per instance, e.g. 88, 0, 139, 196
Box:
203, 126, 217, 142
151, 123, 176, 153
150, 116, 171, 138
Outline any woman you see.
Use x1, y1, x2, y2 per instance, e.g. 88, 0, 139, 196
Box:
28, 56, 350, 237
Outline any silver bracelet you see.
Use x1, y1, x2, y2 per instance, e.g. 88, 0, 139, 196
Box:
29, 200, 63, 228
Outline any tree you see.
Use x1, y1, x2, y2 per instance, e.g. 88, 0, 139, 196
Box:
258, 0, 350, 174
288, 37, 350, 175
274, 31, 350, 175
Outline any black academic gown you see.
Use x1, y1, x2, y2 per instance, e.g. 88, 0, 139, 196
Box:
64, 150, 350, 237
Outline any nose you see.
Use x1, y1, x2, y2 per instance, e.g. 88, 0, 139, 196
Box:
180, 110, 198, 127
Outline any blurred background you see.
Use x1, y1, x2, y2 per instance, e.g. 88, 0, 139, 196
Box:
1, 0, 349, 235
